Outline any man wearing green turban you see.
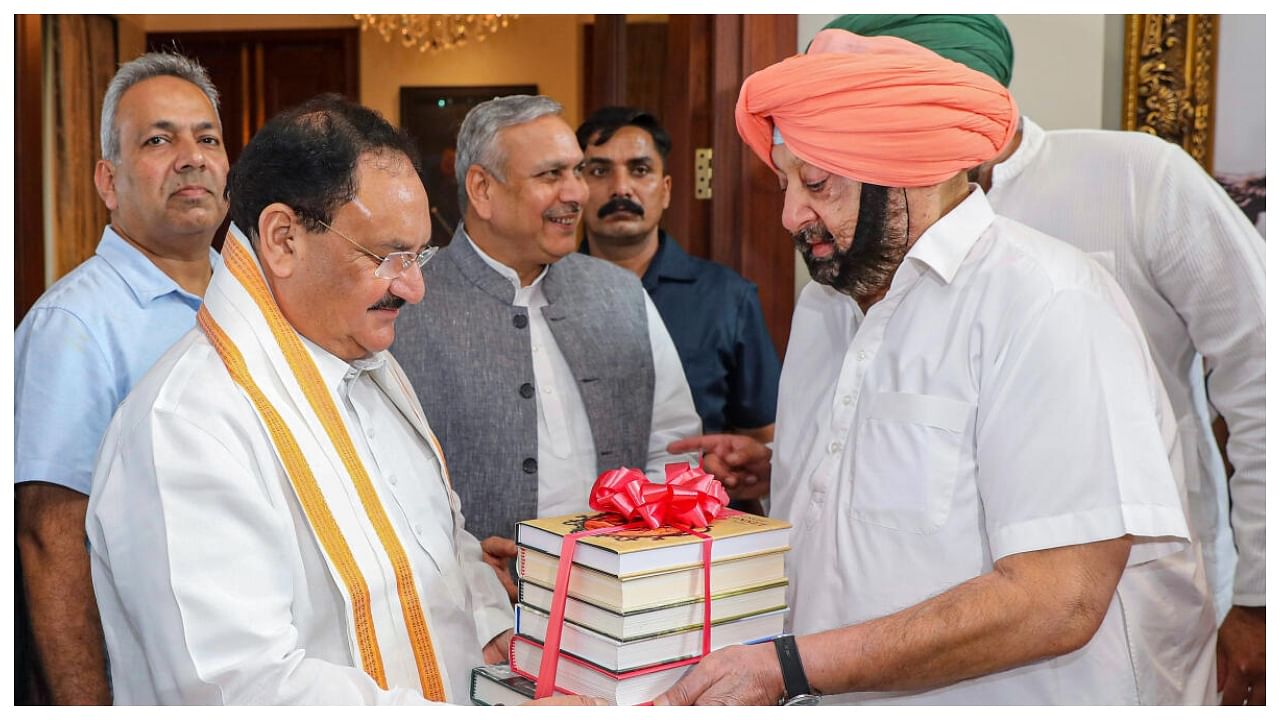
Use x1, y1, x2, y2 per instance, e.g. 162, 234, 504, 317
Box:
819, 14, 1013, 86
824, 13, 1266, 707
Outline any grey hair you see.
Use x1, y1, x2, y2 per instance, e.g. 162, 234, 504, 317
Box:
454, 94, 563, 210
100, 52, 221, 162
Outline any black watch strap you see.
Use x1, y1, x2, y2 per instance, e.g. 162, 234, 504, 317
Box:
772, 634, 813, 700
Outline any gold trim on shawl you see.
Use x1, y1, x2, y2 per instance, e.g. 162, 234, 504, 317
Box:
221, 239, 447, 701
197, 305, 389, 689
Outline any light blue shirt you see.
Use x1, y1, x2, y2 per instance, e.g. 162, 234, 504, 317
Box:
15, 227, 219, 495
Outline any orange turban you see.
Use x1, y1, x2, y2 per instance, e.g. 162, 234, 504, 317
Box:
735, 34, 1019, 188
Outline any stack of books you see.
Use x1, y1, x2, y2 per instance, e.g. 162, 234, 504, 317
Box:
502, 510, 791, 705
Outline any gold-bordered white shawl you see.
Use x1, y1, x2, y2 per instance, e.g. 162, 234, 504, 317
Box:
197, 225, 448, 699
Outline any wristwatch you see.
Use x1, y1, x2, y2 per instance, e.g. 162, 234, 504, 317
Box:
771, 634, 820, 705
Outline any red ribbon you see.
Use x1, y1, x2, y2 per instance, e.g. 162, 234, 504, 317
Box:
589, 463, 730, 530
530, 463, 732, 701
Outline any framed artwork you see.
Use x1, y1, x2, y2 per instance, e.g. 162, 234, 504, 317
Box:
1123, 14, 1264, 235
1122, 14, 1218, 169
400, 84, 538, 244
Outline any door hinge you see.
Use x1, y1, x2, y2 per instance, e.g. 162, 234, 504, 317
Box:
695, 148, 713, 200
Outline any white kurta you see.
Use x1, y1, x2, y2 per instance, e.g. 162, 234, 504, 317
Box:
87, 331, 513, 704
465, 234, 702, 516
773, 188, 1215, 704
987, 118, 1266, 616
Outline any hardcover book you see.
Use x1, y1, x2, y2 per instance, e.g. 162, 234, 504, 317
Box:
519, 577, 788, 642
470, 663, 538, 706
510, 635, 692, 706
515, 511, 791, 578
516, 604, 786, 672
517, 545, 786, 613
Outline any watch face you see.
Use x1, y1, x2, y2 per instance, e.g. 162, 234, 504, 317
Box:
782, 694, 821, 706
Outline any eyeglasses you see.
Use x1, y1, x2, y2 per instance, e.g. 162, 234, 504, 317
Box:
316, 219, 437, 280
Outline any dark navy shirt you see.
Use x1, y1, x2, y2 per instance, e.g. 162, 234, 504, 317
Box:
583, 232, 780, 432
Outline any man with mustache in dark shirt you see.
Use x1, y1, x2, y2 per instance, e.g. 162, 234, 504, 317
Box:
576, 107, 782, 507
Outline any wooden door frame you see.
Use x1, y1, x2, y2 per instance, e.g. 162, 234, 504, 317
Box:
588, 15, 628, 111
662, 15, 712, 262
16, 14, 45, 325
666, 14, 797, 357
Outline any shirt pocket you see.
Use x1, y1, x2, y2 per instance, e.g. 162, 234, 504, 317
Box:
850, 392, 974, 534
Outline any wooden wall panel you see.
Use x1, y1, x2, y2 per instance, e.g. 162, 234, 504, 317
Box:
16, 14, 45, 325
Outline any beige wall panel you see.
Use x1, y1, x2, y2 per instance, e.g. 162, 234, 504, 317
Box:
359, 14, 582, 127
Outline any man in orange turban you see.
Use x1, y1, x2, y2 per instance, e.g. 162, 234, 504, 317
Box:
661, 35, 1206, 705
823, 15, 1265, 709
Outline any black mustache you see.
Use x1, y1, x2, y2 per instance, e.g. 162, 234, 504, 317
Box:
598, 197, 645, 219
369, 294, 407, 312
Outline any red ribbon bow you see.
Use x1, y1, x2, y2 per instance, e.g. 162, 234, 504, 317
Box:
588, 462, 730, 530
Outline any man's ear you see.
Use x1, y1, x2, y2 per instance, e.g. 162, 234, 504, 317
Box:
661, 173, 673, 211
466, 165, 496, 221
94, 160, 118, 211
256, 203, 302, 278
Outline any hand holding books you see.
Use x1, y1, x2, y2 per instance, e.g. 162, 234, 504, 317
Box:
481, 536, 519, 604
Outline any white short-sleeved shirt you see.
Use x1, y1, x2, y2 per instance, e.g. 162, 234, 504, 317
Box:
773, 188, 1211, 704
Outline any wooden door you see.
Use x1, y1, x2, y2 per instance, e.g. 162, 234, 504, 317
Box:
664, 15, 798, 357
146, 29, 359, 164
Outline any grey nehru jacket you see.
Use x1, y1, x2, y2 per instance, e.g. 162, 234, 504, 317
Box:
392, 226, 655, 542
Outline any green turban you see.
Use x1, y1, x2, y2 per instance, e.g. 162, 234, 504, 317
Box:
820, 14, 1014, 87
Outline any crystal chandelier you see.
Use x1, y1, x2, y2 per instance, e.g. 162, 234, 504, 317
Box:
353, 14, 516, 53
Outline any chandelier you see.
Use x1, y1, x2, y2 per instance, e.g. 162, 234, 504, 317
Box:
353, 14, 516, 53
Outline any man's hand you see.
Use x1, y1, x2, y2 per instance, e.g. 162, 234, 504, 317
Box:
522, 695, 610, 706
668, 434, 772, 501
480, 535, 518, 604
1218, 605, 1265, 705
652, 642, 784, 706
482, 629, 513, 664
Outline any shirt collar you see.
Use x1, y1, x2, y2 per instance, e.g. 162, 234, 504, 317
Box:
641, 231, 699, 288
903, 185, 996, 285
579, 231, 698, 289
95, 225, 220, 306
463, 227, 549, 292
990, 115, 1045, 190
298, 334, 384, 394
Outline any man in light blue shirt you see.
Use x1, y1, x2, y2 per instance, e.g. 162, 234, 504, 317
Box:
15, 52, 228, 705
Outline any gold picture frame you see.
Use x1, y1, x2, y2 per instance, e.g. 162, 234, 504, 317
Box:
1122, 14, 1219, 171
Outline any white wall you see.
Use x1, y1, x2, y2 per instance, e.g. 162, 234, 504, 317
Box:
1214, 14, 1266, 176
1001, 15, 1111, 130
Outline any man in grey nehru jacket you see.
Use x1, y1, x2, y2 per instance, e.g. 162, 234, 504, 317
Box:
393, 95, 701, 601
